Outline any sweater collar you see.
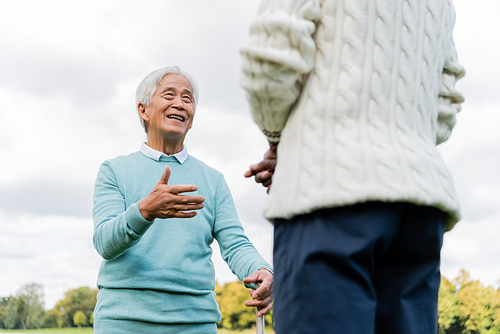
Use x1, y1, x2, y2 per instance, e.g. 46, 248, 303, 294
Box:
140, 142, 189, 164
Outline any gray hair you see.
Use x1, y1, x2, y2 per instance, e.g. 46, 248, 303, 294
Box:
135, 66, 199, 132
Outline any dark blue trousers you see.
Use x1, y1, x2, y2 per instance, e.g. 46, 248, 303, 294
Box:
273, 202, 446, 334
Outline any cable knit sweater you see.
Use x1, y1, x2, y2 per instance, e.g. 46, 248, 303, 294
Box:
241, 0, 465, 229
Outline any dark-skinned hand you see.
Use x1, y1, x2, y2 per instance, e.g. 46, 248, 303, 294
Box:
244, 141, 278, 193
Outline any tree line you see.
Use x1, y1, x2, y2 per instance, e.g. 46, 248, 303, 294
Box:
438, 269, 500, 334
0, 284, 97, 330
1, 269, 498, 332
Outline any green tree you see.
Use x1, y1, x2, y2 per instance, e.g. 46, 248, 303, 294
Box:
16, 294, 29, 329
15, 283, 46, 329
3, 296, 18, 329
51, 286, 98, 327
450, 269, 500, 334
44, 308, 64, 329
0, 297, 8, 329
438, 275, 459, 333
73, 310, 87, 328
26, 300, 45, 329
215, 281, 272, 330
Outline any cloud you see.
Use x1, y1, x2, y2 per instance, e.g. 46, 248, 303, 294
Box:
453, 0, 500, 107
0, 211, 101, 308
438, 103, 500, 223
441, 210, 500, 288
0, 180, 93, 218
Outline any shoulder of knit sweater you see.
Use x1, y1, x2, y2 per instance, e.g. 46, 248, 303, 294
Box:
184, 155, 224, 179
104, 151, 144, 165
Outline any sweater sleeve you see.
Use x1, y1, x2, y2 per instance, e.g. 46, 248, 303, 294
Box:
212, 175, 272, 288
92, 161, 154, 260
436, 19, 465, 145
240, 0, 320, 142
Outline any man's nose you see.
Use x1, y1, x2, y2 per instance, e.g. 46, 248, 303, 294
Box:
172, 95, 185, 110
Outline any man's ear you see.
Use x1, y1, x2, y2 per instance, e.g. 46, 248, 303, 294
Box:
138, 103, 149, 121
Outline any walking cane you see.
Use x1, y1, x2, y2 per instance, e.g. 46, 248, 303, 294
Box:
256, 282, 265, 334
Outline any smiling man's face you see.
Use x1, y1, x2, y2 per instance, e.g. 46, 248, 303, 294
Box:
139, 74, 195, 141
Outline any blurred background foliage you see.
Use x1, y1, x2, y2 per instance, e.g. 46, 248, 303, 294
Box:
215, 280, 273, 330
1, 269, 499, 333
439, 269, 500, 334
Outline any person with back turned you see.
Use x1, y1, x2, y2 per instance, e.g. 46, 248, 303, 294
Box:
92, 66, 273, 334
241, 1, 465, 333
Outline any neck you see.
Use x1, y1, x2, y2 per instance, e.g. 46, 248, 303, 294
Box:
146, 133, 185, 155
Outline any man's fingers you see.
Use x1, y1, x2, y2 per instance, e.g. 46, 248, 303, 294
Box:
246, 160, 276, 176
174, 195, 205, 204
245, 296, 271, 306
253, 159, 276, 173
242, 270, 273, 316
245, 157, 276, 180
257, 303, 272, 317
255, 280, 272, 295
255, 171, 272, 184
159, 165, 171, 185
175, 203, 205, 211
244, 296, 273, 315
242, 273, 259, 285
252, 281, 273, 300
262, 179, 272, 187
244, 169, 254, 178
169, 185, 200, 195
245, 298, 269, 307
157, 167, 201, 196
243, 271, 273, 298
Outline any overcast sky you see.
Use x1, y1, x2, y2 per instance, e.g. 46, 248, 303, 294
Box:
0, 0, 498, 309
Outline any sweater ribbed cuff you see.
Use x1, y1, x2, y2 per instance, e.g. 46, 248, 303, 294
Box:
126, 202, 154, 236
262, 129, 281, 143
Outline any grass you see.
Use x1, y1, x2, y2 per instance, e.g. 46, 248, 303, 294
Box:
0, 329, 93, 333
219, 329, 275, 334
0, 328, 275, 334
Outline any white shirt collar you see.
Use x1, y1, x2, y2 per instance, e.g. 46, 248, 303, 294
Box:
140, 142, 189, 164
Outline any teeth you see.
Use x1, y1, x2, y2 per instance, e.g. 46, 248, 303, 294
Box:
167, 115, 184, 122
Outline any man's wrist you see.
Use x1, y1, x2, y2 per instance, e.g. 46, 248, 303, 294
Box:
138, 199, 155, 222
258, 267, 274, 275
268, 140, 279, 152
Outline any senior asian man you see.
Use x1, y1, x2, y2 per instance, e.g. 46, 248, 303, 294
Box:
92, 66, 273, 334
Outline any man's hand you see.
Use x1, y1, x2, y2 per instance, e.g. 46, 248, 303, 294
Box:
243, 269, 274, 317
244, 142, 278, 193
139, 165, 205, 221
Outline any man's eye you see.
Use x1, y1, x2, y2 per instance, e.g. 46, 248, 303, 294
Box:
183, 96, 193, 102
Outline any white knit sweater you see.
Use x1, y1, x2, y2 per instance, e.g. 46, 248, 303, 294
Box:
241, 0, 465, 229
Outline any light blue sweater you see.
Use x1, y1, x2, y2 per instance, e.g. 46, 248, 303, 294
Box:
92, 151, 271, 332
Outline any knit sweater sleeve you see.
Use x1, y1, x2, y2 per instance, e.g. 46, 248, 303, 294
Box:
240, 0, 320, 143
92, 161, 154, 260
212, 175, 272, 287
436, 26, 465, 144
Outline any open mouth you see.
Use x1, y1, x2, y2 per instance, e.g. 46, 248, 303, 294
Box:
167, 115, 185, 122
